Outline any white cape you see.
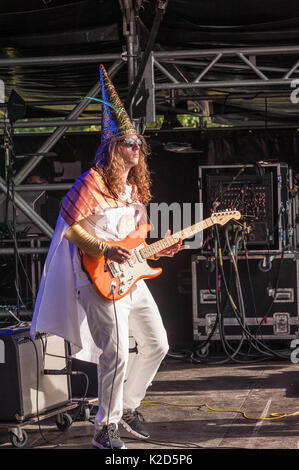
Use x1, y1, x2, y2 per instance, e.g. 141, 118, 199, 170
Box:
30, 214, 101, 363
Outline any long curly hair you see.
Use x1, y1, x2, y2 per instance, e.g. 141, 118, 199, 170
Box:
93, 135, 152, 205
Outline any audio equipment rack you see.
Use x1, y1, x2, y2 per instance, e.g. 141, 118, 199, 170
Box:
198, 162, 294, 253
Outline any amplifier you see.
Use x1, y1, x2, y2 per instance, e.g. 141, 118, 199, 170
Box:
0, 326, 71, 422
198, 163, 294, 252
192, 253, 299, 342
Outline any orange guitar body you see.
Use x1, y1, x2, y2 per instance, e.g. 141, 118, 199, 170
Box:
81, 224, 162, 301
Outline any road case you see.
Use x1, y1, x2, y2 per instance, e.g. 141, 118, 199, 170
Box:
192, 252, 299, 341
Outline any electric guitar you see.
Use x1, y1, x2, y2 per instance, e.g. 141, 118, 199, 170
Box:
81, 210, 241, 301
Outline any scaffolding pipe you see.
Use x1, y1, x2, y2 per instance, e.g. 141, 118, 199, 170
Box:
14, 184, 71, 191
0, 60, 125, 208
0, 247, 49, 255
0, 119, 101, 128
125, 0, 169, 112
120, 0, 138, 87
160, 59, 298, 75
0, 53, 122, 67
0, 176, 54, 238
154, 45, 299, 59
155, 78, 295, 90
0, 46, 298, 68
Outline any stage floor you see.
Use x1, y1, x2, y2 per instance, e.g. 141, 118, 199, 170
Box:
1, 355, 299, 451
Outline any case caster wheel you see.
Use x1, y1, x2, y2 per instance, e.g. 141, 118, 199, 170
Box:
10, 429, 28, 448
81, 405, 90, 421
56, 413, 73, 431
74, 404, 91, 422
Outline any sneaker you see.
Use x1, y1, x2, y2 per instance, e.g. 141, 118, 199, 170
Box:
120, 409, 150, 439
92, 423, 126, 449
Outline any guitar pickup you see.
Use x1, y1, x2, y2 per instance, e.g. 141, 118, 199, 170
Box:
108, 262, 119, 277
127, 258, 134, 268
134, 249, 144, 263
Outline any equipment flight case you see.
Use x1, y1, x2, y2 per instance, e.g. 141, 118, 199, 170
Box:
192, 252, 299, 342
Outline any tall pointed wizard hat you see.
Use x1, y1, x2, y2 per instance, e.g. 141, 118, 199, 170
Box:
99, 64, 137, 143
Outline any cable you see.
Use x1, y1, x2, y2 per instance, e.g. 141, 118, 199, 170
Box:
212, 166, 246, 209
39, 334, 91, 424
28, 336, 53, 445
2, 121, 25, 313
254, 248, 285, 338
141, 399, 299, 422
188, 226, 290, 366
192, 233, 244, 365
195, 225, 289, 363
194, 230, 239, 361
179, 235, 277, 365
1, 117, 38, 312
215, 226, 289, 360
26, 333, 90, 449
221, 226, 247, 355
106, 281, 119, 448
235, 238, 290, 359
213, 225, 251, 364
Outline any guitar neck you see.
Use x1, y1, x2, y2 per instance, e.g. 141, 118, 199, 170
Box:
140, 216, 214, 259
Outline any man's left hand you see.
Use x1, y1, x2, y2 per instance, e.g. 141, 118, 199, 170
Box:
156, 230, 189, 258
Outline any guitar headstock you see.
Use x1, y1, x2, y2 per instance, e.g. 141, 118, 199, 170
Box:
211, 210, 241, 226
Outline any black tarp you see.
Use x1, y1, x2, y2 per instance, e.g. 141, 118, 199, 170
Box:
1, 1, 299, 125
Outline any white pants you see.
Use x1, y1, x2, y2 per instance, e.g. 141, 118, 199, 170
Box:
77, 280, 169, 429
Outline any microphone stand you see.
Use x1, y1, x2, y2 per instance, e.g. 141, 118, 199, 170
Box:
3, 119, 22, 316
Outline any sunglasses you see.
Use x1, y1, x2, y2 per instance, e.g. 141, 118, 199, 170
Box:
121, 137, 143, 148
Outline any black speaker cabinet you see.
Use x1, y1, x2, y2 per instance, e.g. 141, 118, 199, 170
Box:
71, 358, 98, 398
0, 326, 71, 422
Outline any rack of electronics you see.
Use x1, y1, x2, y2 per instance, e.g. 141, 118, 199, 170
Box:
192, 162, 299, 359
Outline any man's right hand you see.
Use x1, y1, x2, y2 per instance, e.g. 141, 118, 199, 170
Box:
106, 246, 131, 264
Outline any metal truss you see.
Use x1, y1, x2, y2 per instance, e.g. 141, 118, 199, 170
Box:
152, 45, 299, 89
130, 45, 299, 123
0, 1, 140, 241
1, 40, 299, 241
0, 1, 141, 308
0, 59, 125, 238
